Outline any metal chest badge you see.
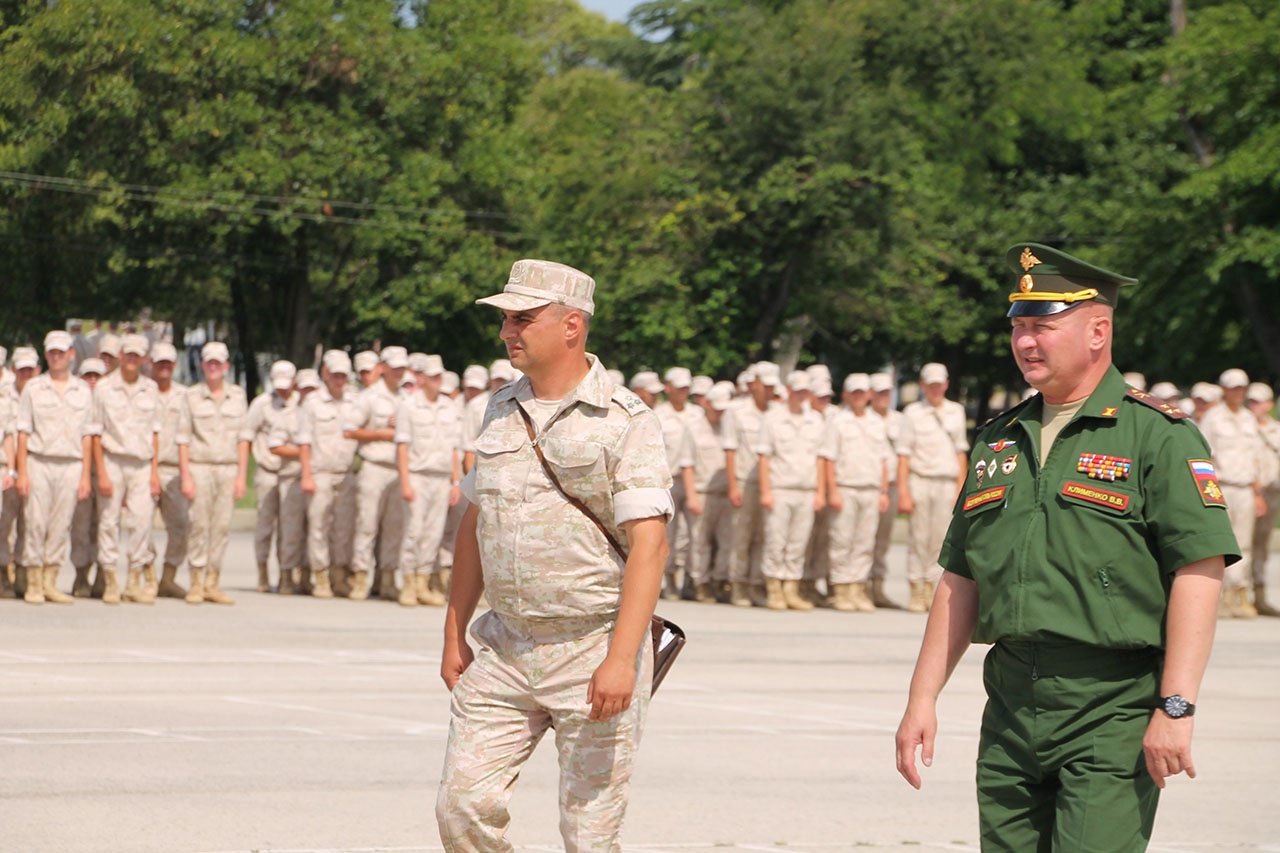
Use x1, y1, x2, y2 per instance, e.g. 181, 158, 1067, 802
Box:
1078, 453, 1132, 482
1001, 453, 1018, 476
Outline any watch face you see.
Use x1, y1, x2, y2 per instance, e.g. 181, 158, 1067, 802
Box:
1164, 695, 1189, 717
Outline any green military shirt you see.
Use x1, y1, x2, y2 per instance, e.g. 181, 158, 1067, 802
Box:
939, 366, 1240, 650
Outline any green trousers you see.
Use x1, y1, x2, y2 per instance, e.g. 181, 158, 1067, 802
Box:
977, 641, 1162, 852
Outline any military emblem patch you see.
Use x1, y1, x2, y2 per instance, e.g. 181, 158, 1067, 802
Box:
988, 439, 1016, 452
964, 486, 1007, 512
1001, 454, 1018, 476
974, 458, 986, 485
1188, 459, 1226, 507
1078, 453, 1132, 482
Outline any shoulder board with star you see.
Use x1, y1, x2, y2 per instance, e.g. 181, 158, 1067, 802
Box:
977, 392, 1037, 435
611, 385, 649, 417
1125, 387, 1189, 421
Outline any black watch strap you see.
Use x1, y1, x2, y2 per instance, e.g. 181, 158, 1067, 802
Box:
1160, 695, 1196, 718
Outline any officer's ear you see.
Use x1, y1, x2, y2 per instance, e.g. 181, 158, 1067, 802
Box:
561, 308, 589, 346
1085, 305, 1113, 353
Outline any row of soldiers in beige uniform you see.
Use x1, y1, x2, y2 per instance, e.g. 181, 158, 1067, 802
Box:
0, 334, 514, 607
637, 359, 966, 613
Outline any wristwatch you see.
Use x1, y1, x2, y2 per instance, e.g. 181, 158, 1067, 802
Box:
1159, 695, 1196, 718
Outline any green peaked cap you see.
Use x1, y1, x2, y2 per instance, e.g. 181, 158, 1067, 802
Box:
1005, 242, 1137, 317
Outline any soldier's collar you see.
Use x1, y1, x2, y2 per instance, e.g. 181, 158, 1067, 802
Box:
1060, 365, 1128, 421
494, 354, 612, 411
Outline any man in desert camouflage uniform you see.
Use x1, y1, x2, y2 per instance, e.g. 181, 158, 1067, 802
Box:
437, 259, 672, 853
0, 347, 39, 593
245, 360, 297, 593
69, 358, 105, 598
267, 368, 319, 594
395, 353, 461, 607
897, 362, 969, 613
182, 341, 249, 605
90, 334, 162, 604
722, 362, 779, 607
1248, 382, 1280, 616
679, 381, 734, 602
344, 346, 408, 600
297, 350, 361, 598
868, 372, 905, 609
151, 342, 191, 599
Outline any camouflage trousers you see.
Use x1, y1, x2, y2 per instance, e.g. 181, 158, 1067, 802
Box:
437, 610, 653, 853
156, 463, 190, 569
906, 474, 956, 584
827, 486, 880, 585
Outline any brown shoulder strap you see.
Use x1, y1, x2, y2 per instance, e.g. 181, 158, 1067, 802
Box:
516, 404, 627, 561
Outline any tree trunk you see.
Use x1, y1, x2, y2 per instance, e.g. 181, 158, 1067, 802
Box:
229, 274, 260, 396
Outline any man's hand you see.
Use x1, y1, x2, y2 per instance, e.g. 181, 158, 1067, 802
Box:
728, 483, 743, 508
587, 653, 637, 721
150, 473, 161, 498
301, 474, 316, 496
899, 493, 915, 515
760, 489, 774, 510
233, 476, 246, 501
180, 475, 196, 500
15, 472, 28, 498
77, 474, 92, 501
895, 700, 938, 789
402, 482, 415, 503
813, 492, 826, 512
687, 494, 703, 516
441, 640, 475, 691
97, 474, 114, 499
448, 484, 462, 507
827, 490, 844, 512
1143, 712, 1196, 789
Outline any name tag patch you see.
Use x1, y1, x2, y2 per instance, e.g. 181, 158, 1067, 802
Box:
964, 486, 1007, 511
1062, 481, 1130, 511
1188, 459, 1227, 507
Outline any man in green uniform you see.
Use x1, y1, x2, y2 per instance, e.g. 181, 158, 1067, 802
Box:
895, 243, 1239, 851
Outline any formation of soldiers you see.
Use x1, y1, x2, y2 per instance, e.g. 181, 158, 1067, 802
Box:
0, 328, 1276, 619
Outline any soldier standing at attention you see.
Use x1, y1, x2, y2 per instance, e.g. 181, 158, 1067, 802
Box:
0, 348, 15, 599
822, 372, 891, 612
895, 243, 1238, 852
897, 362, 969, 613
395, 353, 461, 607
298, 350, 361, 599
868, 372, 905, 609
90, 334, 162, 605
756, 370, 827, 611
267, 368, 319, 594
678, 381, 734, 603
182, 341, 249, 605
15, 331, 94, 605
1, 347, 40, 590
245, 360, 297, 593
437, 259, 672, 852
1198, 368, 1265, 618
653, 366, 699, 599
69, 358, 105, 598
1247, 382, 1280, 616
151, 342, 192, 599
344, 346, 408, 601
722, 363, 779, 607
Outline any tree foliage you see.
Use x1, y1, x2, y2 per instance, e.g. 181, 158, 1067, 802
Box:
0, 0, 1275, 396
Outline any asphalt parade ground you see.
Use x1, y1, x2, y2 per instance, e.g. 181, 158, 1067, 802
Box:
3, 523, 1279, 853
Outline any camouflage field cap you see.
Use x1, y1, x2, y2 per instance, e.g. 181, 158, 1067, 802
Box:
477, 259, 596, 316
1006, 242, 1136, 317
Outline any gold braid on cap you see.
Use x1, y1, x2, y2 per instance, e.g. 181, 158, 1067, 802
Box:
1009, 287, 1100, 304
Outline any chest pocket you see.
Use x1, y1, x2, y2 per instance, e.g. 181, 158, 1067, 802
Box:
473, 429, 528, 495
539, 436, 611, 502
191, 398, 218, 421
1057, 478, 1137, 517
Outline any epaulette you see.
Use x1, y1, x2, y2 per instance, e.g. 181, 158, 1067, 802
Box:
489, 379, 519, 404
611, 385, 649, 417
1125, 387, 1189, 421
978, 392, 1037, 434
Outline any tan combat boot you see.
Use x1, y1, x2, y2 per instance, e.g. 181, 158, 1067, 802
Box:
348, 570, 370, 601
101, 569, 121, 605
907, 581, 929, 613
435, 569, 452, 598
1255, 584, 1280, 617
0, 563, 14, 599
21, 567, 44, 604
42, 566, 74, 604
72, 565, 93, 598
924, 581, 937, 610
849, 581, 877, 613
781, 579, 814, 611
870, 578, 902, 609
729, 581, 754, 607
256, 563, 271, 593
141, 565, 159, 602
830, 583, 856, 612
311, 567, 334, 599
277, 567, 296, 595
158, 564, 187, 599
1229, 586, 1257, 619
331, 565, 351, 597
763, 577, 787, 610
185, 569, 205, 604
203, 569, 234, 605
418, 574, 446, 607
693, 582, 716, 603
121, 569, 150, 604
397, 574, 420, 607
